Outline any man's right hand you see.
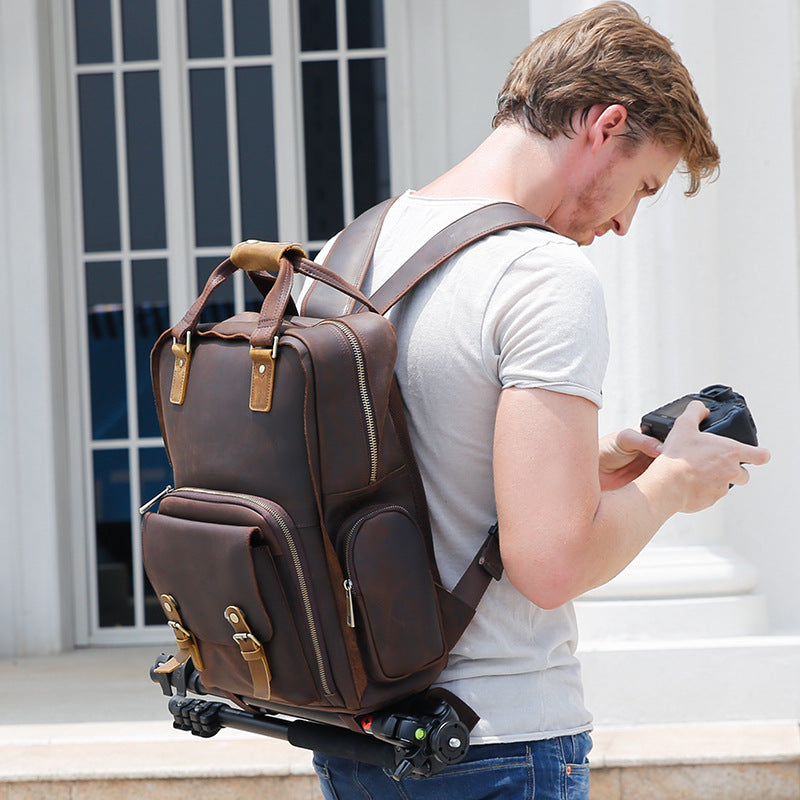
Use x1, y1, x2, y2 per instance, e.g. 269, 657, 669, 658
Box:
654, 400, 771, 513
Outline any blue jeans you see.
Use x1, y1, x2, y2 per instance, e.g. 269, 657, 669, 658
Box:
313, 731, 592, 800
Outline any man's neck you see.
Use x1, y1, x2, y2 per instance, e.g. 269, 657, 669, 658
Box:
415, 123, 574, 221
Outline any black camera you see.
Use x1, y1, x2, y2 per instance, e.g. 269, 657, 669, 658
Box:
640, 384, 758, 445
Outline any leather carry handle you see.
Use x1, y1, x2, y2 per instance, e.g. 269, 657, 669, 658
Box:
171, 244, 378, 349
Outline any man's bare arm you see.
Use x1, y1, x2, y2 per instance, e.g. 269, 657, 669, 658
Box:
493, 387, 770, 609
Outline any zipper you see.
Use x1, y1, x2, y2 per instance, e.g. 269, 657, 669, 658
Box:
142, 484, 332, 697
320, 320, 379, 484
139, 485, 173, 515
340, 505, 407, 630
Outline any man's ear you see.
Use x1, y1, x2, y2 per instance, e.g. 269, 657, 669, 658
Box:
587, 104, 629, 153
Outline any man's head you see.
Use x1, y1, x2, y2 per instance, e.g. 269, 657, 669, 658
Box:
493, 2, 719, 197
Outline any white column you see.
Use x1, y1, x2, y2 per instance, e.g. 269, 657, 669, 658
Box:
574, 0, 800, 650
0, 0, 73, 656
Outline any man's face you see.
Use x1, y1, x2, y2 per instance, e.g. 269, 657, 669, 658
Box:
548, 138, 682, 246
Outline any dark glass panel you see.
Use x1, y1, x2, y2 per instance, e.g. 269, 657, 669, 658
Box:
236, 66, 278, 241
244, 270, 268, 312
93, 448, 134, 627
78, 74, 121, 252
349, 58, 390, 215
299, 0, 337, 51
196, 256, 235, 323
139, 447, 172, 625
121, 0, 159, 61
74, 0, 113, 64
132, 259, 169, 438
302, 61, 344, 240
186, 0, 224, 58
189, 69, 232, 246
124, 71, 167, 250
233, 0, 271, 56
86, 261, 128, 440
346, 0, 385, 48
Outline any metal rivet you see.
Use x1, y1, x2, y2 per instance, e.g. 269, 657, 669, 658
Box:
229, 612, 240, 624
449, 737, 462, 749
258, 364, 266, 374
178, 359, 185, 368
163, 601, 172, 612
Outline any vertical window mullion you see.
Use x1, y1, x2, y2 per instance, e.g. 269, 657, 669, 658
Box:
157, 0, 195, 316
111, 0, 147, 630
273, 0, 307, 243
223, 0, 245, 312
336, 0, 354, 224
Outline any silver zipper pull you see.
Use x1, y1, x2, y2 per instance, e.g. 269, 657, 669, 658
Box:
344, 579, 356, 628
139, 485, 173, 515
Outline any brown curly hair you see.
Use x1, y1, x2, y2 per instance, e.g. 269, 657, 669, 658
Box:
493, 2, 719, 196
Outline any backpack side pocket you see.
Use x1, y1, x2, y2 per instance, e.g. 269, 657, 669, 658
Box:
338, 505, 446, 682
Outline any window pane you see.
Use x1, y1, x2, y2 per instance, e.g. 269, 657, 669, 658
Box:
299, 0, 337, 51
244, 271, 268, 312
132, 259, 169, 438
346, 0, 384, 48
78, 74, 120, 252
93, 448, 134, 627
86, 261, 128, 440
139, 447, 172, 625
349, 58, 390, 215
196, 256, 235, 323
233, 0, 271, 56
75, 0, 113, 64
189, 69, 232, 246
236, 66, 278, 241
186, 0, 224, 58
124, 71, 167, 250
302, 61, 343, 240
122, 0, 159, 61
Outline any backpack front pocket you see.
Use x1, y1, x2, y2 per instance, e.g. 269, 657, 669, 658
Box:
142, 490, 323, 706
338, 505, 445, 682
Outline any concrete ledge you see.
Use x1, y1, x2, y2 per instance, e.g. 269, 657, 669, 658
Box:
2, 719, 798, 800
590, 721, 800, 800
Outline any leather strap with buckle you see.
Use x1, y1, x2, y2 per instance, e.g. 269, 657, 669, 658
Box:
224, 605, 272, 700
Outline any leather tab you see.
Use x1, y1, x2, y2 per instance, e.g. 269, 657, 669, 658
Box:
231, 240, 307, 273
477, 523, 504, 581
225, 605, 272, 700
249, 346, 276, 412
169, 338, 191, 405
154, 593, 205, 673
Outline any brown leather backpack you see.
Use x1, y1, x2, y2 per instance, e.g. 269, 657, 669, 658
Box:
142, 199, 549, 731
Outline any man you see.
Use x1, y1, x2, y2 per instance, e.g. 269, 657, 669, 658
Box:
311, 3, 770, 798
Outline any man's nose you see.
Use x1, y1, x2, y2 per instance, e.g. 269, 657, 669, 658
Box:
610, 197, 640, 236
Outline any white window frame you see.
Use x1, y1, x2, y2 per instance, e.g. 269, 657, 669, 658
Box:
54, 0, 409, 646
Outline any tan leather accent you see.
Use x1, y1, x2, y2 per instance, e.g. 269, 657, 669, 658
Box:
249, 346, 275, 412
169, 339, 191, 405
153, 593, 205, 672
225, 605, 272, 700
230, 240, 307, 272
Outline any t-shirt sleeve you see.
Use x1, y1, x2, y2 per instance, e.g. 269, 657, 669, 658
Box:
481, 239, 609, 408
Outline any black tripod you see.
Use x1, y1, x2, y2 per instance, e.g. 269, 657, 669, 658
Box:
150, 653, 470, 781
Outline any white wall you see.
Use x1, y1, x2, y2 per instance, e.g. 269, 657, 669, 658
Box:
386, 0, 531, 191
0, 0, 74, 656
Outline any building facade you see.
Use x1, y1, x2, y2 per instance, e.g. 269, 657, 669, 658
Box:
1, 0, 799, 727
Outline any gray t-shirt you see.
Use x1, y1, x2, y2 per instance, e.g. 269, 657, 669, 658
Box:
316, 191, 609, 743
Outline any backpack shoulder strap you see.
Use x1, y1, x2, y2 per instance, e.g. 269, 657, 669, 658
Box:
366, 202, 553, 315
300, 198, 554, 318
299, 197, 396, 318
